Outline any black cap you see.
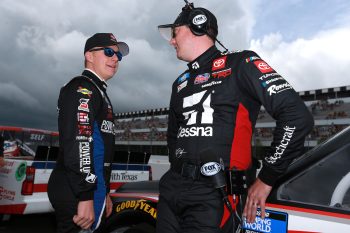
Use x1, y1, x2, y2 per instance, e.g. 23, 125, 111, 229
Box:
158, 5, 218, 40
84, 33, 129, 56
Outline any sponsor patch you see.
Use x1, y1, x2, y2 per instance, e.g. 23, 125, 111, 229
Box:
202, 80, 222, 88
193, 14, 207, 25
259, 72, 280, 81
85, 173, 96, 183
79, 142, 91, 173
77, 87, 92, 96
245, 56, 261, 63
101, 120, 114, 134
78, 125, 92, 136
194, 73, 210, 84
78, 98, 90, 112
262, 77, 284, 87
192, 61, 200, 70
76, 136, 93, 142
253, 60, 274, 73
177, 80, 188, 92
212, 68, 232, 79
177, 126, 213, 138
178, 72, 190, 84
212, 56, 227, 71
265, 126, 295, 164
267, 82, 293, 96
77, 112, 89, 124
200, 162, 222, 176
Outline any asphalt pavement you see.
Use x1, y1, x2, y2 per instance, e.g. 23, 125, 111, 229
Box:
0, 214, 56, 233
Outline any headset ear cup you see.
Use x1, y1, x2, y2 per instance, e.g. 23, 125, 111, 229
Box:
188, 9, 208, 36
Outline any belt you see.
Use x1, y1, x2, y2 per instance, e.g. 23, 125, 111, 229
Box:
171, 161, 201, 180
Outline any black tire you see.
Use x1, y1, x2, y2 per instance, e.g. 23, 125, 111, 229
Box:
124, 223, 155, 233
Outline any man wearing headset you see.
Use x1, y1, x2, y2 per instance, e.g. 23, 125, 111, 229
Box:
48, 33, 129, 233
157, 3, 313, 233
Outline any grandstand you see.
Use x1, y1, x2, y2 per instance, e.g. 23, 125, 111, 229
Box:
114, 86, 350, 156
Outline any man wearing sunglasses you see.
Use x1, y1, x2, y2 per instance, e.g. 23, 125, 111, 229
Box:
156, 3, 313, 233
48, 33, 129, 233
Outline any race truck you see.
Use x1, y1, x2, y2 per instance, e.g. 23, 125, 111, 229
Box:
99, 126, 350, 233
0, 126, 152, 219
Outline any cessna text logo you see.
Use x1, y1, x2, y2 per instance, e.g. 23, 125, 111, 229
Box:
177, 126, 213, 138
179, 90, 214, 138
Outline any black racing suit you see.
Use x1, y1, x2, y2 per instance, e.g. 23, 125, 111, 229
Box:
156, 46, 314, 233
48, 69, 115, 233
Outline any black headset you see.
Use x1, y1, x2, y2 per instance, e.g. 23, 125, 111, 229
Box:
188, 8, 210, 36
183, 0, 228, 51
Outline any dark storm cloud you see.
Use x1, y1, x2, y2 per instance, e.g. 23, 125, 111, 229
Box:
0, 0, 349, 131
0, 0, 248, 130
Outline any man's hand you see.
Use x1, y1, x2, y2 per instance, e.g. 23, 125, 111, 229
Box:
73, 200, 95, 230
0, 157, 5, 168
243, 178, 272, 223
106, 194, 113, 218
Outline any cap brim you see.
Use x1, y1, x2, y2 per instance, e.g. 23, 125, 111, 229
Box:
158, 25, 173, 41
117, 41, 129, 56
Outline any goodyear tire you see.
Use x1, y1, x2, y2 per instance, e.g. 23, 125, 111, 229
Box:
108, 223, 155, 233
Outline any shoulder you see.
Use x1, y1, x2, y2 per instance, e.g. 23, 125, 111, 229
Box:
223, 49, 260, 60
60, 76, 98, 98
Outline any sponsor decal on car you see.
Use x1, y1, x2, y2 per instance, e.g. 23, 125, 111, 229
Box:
242, 209, 288, 233
15, 162, 27, 181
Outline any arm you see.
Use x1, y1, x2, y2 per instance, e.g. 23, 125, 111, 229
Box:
106, 193, 113, 218
167, 82, 179, 164
73, 200, 95, 229
58, 79, 101, 224
239, 51, 314, 222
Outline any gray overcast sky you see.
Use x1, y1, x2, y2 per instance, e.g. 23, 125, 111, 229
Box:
0, 0, 349, 131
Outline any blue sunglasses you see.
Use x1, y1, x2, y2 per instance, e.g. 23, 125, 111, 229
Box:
89, 47, 123, 61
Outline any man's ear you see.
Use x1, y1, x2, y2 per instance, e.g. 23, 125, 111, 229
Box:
85, 52, 93, 63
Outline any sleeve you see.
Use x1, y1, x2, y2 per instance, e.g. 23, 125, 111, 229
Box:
239, 51, 314, 186
58, 79, 101, 201
166, 82, 179, 164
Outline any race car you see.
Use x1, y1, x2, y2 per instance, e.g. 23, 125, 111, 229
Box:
100, 126, 350, 233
